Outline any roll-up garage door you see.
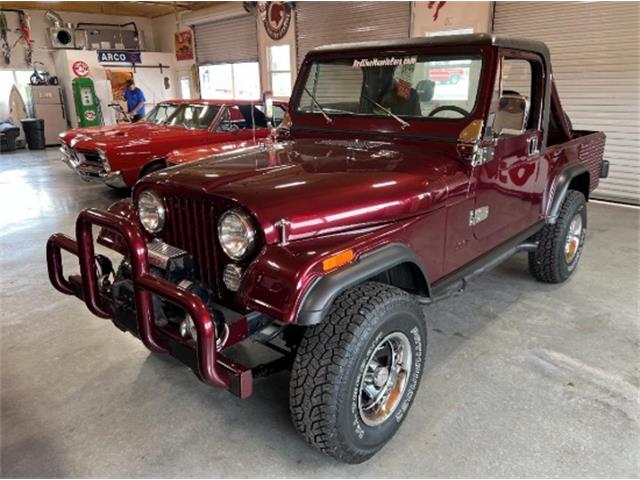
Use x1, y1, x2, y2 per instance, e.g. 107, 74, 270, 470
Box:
494, 2, 640, 204
296, 1, 411, 66
194, 14, 258, 64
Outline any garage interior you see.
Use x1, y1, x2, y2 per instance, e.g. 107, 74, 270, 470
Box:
1, 1, 638, 477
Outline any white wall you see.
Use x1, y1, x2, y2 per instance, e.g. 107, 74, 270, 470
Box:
411, 1, 493, 36
0, 9, 155, 77
151, 12, 197, 98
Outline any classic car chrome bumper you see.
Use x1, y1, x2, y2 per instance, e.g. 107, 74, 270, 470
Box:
60, 144, 127, 188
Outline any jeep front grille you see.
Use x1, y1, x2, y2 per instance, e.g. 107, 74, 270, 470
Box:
161, 195, 221, 295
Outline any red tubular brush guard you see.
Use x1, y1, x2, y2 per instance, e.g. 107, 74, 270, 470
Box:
46, 208, 236, 393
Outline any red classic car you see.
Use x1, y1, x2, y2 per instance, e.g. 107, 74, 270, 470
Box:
59, 99, 285, 189
428, 66, 465, 84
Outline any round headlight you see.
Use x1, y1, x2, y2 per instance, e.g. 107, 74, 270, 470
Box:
137, 190, 165, 233
218, 209, 255, 260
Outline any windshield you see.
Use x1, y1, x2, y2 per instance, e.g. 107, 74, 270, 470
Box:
143, 103, 178, 124
165, 104, 221, 129
296, 54, 482, 120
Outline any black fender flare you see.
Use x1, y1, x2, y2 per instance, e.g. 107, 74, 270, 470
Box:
295, 243, 430, 326
547, 164, 588, 224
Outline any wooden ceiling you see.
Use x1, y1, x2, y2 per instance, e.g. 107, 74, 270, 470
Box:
0, 1, 222, 19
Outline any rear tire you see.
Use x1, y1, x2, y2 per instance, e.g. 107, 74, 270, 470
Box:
529, 190, 587, 283
289, 282, 426, 464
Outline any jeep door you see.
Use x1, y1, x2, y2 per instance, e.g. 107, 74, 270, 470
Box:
471, 50, 547, 244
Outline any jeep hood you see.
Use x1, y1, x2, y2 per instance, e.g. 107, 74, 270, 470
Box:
142, 139, 468, 244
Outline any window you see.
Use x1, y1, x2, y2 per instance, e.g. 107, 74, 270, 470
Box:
297, 54, 483, 119
0, 70, 34, 117
268, 45, 292, 98
489, 56, 543, 136
199, 62, 260, 100
179, 77, 191, 100
501, 58, 532, 101
143, 103, 178, 124
165, 104, 221, 129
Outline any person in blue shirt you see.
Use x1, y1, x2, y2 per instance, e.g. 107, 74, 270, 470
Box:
123, 79, 146, 122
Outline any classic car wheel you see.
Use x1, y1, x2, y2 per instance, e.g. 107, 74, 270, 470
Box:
289, 282, 426, 464
529, 190, 587, 283
139, 161, 165, 179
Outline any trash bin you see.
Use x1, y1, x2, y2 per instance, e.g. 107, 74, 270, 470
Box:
21, 118, 46, 150
0, 123, 20, 152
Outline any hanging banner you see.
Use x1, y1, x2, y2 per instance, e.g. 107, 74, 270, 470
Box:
97, 50, 142, 64
174, 30, 194, 61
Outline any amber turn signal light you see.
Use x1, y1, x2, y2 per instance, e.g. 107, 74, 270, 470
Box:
322, 249, 355, 272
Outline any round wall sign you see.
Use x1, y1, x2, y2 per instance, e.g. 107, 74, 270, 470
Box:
72, 60, 90, 77
263, 2, 292, 40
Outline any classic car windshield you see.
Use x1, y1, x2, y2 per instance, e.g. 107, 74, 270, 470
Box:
165, 104, 221, 129
144, 103, 178, 124
296, 54, 482, 120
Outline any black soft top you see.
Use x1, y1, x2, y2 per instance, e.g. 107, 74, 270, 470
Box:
309, 33, 550, 67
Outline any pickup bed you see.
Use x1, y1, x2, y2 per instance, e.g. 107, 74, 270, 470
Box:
46, 34, 607, 463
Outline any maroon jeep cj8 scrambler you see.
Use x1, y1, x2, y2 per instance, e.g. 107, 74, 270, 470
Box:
47, 35, 607, 463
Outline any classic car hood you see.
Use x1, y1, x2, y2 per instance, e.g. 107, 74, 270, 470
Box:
142, 139, 469, 243
66, 123, 200, 152
61, 122, 149, 145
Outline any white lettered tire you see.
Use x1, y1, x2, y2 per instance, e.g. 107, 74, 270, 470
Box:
289, 282, 427, 463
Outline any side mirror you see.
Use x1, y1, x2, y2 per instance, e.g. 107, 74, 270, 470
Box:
262, 91, 274, 118
492, 94, 529, 136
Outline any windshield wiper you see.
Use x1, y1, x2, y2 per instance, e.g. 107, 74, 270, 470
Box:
303, 87, 333, 124
362, 94, 410, 130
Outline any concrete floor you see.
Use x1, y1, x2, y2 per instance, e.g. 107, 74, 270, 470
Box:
1, 147, 639, 477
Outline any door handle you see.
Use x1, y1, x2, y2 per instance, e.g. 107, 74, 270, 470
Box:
527, 136, 539, 156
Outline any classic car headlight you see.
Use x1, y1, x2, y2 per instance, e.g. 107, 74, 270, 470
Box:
218, 209, 255, 260
137, 190, 165, 233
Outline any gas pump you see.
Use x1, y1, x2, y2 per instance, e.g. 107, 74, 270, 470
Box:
72, 77, 102, 127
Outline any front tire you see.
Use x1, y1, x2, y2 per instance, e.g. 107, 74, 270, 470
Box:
289, 282, 427, 464
529, 190, 587, 283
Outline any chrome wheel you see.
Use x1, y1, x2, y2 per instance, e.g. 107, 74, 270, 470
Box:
564, 213, 583, 264
358, 331, 412, 427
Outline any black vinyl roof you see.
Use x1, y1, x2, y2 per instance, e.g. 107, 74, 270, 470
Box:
309, 33, 550, 66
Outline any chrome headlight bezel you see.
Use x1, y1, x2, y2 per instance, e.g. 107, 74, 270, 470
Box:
217, 209, 256, 261
137, 189, 166, 234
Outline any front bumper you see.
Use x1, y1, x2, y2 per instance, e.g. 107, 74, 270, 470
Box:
46, 208, 255, 398
60, 146, 127, 188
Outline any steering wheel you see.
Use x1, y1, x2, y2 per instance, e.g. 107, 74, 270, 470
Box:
427, 105, 470, 118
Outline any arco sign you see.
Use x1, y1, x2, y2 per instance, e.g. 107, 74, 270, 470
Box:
97, 50, 142, 64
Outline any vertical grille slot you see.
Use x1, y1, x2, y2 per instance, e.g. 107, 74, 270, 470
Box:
162, 194, 220, 295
